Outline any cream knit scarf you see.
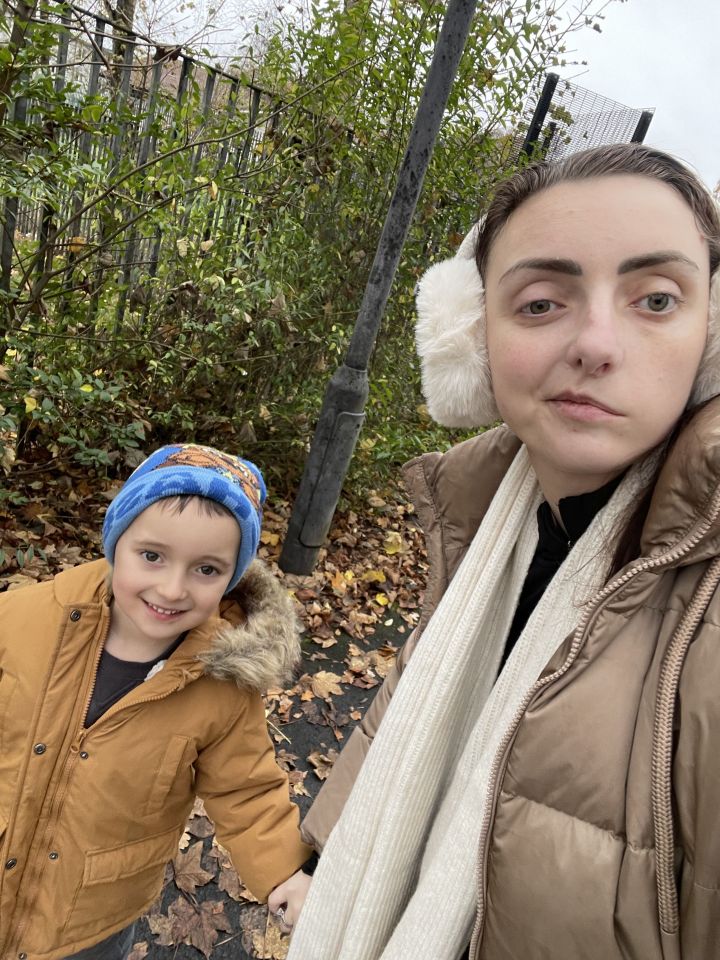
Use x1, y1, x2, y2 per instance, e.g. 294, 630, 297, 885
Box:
289, 447, 649, 960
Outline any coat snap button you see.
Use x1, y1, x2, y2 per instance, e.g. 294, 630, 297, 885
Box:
33, 743, 46, 755
70, 609, 82, 622
19, 953, 27, 959
80, 751, 89, 760
5, 858, 17, 869
49, 851, 59, 860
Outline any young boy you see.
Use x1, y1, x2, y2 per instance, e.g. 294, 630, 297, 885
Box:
0, 444, 312, 960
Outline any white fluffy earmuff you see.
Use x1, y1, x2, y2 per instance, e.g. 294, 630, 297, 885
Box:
415, 225, 720, 428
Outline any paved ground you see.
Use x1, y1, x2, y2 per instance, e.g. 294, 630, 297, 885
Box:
139, 620, 400, 959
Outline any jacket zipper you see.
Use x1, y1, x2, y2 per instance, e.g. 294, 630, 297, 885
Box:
468, 483, 720, 959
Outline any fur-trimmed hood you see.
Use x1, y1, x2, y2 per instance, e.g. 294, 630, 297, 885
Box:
198, 559, 302, 692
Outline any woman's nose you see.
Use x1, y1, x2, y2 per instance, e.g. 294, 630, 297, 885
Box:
565, 300, 624, 375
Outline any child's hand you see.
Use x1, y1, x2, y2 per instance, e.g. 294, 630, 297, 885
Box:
268, 868, 312, 934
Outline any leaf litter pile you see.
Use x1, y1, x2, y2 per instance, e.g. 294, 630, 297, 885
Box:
1, 465, 429, 958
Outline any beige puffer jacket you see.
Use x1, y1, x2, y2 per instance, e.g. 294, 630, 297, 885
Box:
303, 398, 720, 959
0, 559, 312, 960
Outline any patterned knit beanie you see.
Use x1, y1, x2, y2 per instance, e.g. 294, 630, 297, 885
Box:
102, 444, 266, 592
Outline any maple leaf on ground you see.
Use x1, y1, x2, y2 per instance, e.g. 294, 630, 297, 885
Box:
310, 670, 344, 700
147, 913, 175, 946
307, 748, 339, 781
167, 896, 233, 959
207, 838, 260, 903
240, 907, 290, 960
172, 840, 216, 895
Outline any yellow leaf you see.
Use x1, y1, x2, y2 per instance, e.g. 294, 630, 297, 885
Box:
209, 180, 219, 200
374, 593, 389, 606
383, 530, 405, 555
260, 530, 280, 546
79, 384, 93, 393
23, 395, 37, 413
361, 569, 386, 584
68, 235, 86, 254
200, 238, 214, 252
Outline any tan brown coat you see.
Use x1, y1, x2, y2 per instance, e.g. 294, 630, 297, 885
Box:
303, 399, 720, 959
0, 559, 312, 960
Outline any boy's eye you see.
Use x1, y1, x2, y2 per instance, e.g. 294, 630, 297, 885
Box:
199, 564, 219, 577
142, 551, 160, 563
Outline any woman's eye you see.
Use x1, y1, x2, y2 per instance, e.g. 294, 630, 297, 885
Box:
638, 292, 677, 313
142, 551, 160, 563
521, 299, 556, 316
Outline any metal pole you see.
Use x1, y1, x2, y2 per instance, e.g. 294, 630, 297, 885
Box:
279, 0, 480, 575
630, 110, 653, 144
520, 72, 558, 157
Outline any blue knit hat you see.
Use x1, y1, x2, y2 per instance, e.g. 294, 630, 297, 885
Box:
102, 444, 266, 592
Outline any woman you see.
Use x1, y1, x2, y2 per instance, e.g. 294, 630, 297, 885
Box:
289, 143, 720, 960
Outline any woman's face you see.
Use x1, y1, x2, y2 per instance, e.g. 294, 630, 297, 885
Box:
484, 174, 711, 507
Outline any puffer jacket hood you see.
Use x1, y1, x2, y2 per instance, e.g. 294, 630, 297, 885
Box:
202, 560, 301, 690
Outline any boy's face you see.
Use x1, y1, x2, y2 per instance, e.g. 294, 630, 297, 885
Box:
110, 499, 241, 653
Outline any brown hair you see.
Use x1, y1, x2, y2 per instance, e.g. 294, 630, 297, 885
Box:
158, 494, 234, 520
475, 142, 720, 283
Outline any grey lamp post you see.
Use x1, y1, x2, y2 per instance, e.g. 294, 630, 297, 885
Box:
280, 0, 480, 574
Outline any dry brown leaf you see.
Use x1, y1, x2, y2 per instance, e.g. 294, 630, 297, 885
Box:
167, 897, 232, 958
127, 942, 149, 960
310, 670, 343, 700
307, 749, 339, 781
252, 913, 290, 959
147, 913, 175, 946
172, 840, 215, 894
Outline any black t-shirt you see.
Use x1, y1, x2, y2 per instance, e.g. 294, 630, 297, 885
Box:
84, 633, 186, 728
498, 473, 623, 671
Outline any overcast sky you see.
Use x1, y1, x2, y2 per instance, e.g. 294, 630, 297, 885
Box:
556, 0, 719, 189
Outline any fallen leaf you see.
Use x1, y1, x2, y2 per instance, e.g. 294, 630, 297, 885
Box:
167, 897, 232, 958
172, 840, 215, 894
252, 913, 290, 959
307, 748, 339, 781
126, 943, 149, 960
383, 530, 406, 555
310, 670, 343, 700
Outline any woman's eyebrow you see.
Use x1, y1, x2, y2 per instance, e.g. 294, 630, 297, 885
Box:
500, 257, 582, 282
499, 251, 699, 283
617, 251, 699, 274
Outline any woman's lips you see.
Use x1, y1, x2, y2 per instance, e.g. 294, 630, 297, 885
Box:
548, 393, 622, 422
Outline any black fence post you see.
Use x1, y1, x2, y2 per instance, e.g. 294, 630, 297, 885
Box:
279, 0, 480, 575
520, 72, 558, 157
630, 110, 654, 143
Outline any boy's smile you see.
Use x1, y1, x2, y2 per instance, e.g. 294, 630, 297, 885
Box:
107, 499, 241, 662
